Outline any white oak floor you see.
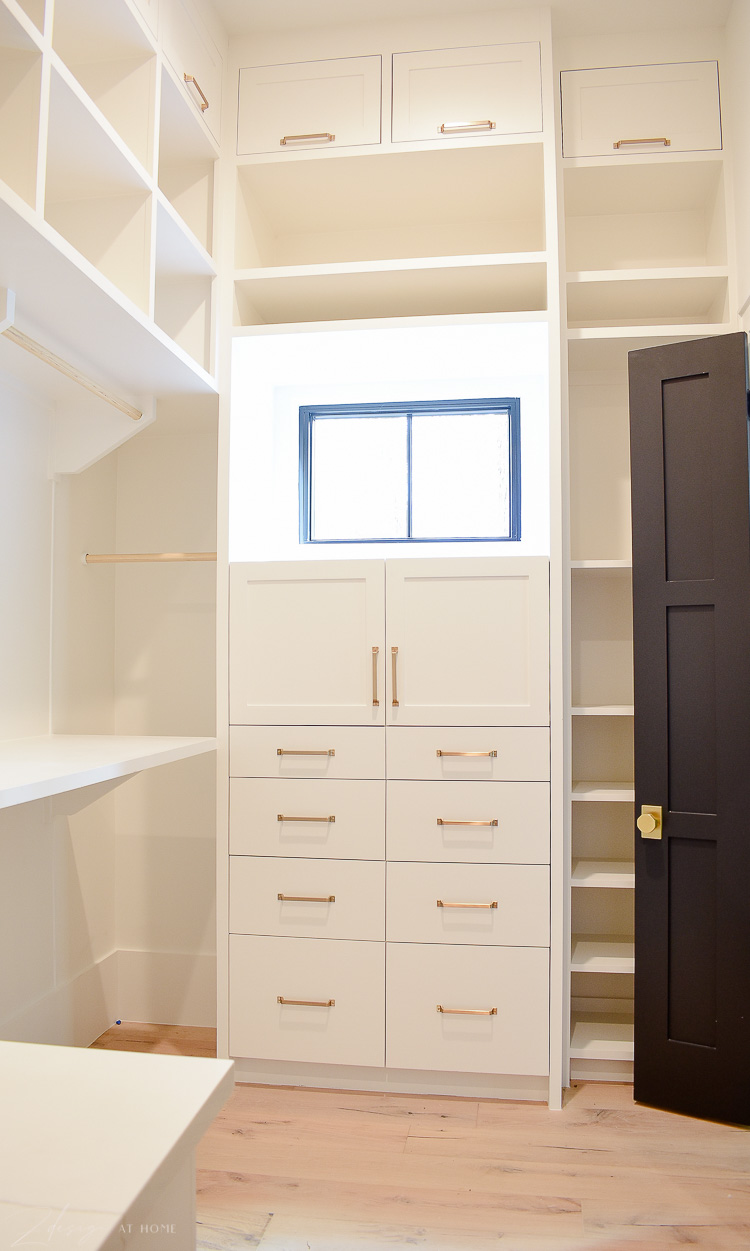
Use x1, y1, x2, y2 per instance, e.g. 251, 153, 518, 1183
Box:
91, 1023, 750, 1250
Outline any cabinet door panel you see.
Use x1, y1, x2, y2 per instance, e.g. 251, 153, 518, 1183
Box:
230, 778, 385, 858
231, 857, 385, 940
230, 561, 385, 725
238, 56, 381, 155
385, 557, 549, 726
392, 43, 542, 143
387, 862, 550, 946
162, 0, 222, 143
387, 780, 550, 865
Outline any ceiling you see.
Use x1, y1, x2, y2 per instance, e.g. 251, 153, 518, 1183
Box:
212, 0, 733, 38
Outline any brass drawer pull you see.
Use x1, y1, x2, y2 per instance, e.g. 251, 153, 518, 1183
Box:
437, 818, 498, 827
437, 1005, 497, 1015
277, 814, 335, 823
183, 73, 209, 112
436, 750, 497, 757
277, 893, 335, 903
613, 136, 671, 148
277, 748, 335, 756
391, 646, 399, 706
438, 120, 496, 133
280, 131, 335, 145
372, 645, 379, 706
437, 900, 498, 909
278, 996, 335, 1007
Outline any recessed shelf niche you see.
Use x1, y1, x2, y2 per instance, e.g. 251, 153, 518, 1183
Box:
571, 571, 634, 708
0, 3, 42, 207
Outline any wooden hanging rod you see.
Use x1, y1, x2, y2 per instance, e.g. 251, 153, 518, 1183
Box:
85, 552, 217, 564
2, 325, 142, 421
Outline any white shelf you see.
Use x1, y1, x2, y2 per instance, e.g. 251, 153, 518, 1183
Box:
570, 1012, 634, 1061
571, 936, 635, 974
572, 860, 635, 889
572, 781, 635, 802
571, 560, 632, 574
0, 734, 217, 809
572, 705, 634, 716
566, 267, 728, 328
155, 192, 215, 278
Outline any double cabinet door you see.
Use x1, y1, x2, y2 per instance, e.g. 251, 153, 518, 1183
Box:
229, 557, 550, 727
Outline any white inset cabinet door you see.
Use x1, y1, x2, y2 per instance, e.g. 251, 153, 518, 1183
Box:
230, 561, 385, 725
237, 56, 382, 155
385, 557, 549, 726
162, 0, 223, 143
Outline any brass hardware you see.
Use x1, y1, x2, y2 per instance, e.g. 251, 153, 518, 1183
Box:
277, 814, 335, 823
277, 996, 335, 1007
437, 1005, 497, 1015
437, 900, 498, 909
391, 646, 399, 706
436, 750, 497, 758
436, 818, 498, 827
613, 136, 671, 148
372, 646, 379, 706
183, 73, 209, 111
280, 131, 335, 145
438, 120, 496, 133
277, 748, 335, 756
277, 893, 336, 903
637, 804, 663, 839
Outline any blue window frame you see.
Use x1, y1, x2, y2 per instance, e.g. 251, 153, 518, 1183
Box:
299, 397, 521, 545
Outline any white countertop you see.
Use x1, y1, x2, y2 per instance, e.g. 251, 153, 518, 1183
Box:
0, 1041, 234, 1249
0, 734, 217, 809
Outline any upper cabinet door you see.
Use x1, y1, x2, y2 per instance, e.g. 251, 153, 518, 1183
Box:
385, 558, 549, 727
237, 56, 382, 156
561, 62, 721, 158
230, 562, 385, 726
162, 0, 223, 143
391, 43, 542, 143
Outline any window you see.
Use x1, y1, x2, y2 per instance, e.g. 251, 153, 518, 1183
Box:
299, 398, 521, 544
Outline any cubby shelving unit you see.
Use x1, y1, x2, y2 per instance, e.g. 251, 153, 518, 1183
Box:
0, 2, 42, 208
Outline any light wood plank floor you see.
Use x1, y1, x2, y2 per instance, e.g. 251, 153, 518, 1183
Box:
91, 1023, 750, 1250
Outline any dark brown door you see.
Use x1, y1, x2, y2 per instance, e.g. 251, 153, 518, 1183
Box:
629, 332, 750, 1123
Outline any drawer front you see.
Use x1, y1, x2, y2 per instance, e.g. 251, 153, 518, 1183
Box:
386, 942, 549, 1075
162, 0, 223, 143
387, 780, 549, 865
392, 42, 542, 143
238, 56, 382, 156
561, 62, 721, 158
230, 726, 385, 779
387, 727, 549, 781
231, 857, 385, 940
230, 935, 385, 1066
230, 778, 385, 859
387, 862, 549, 946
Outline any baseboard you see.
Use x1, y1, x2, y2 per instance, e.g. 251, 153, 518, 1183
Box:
0, 951, 119, 1047
116, 950, 216, 1028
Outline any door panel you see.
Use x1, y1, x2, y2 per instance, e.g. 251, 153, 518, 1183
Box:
629, 331, 750, 1122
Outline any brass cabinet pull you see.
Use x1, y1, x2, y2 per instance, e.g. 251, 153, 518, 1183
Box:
437, 900, 498, 909
438, 120, 496, 133
372, 646, 379, 706
277, 814, 335, 823
183, 73, 209, 111
278, 996, 335, 1006
436, 818, 498, 827
280, 131, 335, 145
613, 136, 670, 148
277, 893, 335, 902
277, 748, 335, 756
637, 804, 663, 839
391, 646, 399, 706
436, 750, 497, 758
437, 1005, 497, 1015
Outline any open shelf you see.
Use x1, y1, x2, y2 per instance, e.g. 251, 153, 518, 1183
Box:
0, 734, 217, 809
572, 860, 634, 889
571, 936, 635, 974
0, 3, 42, 208
235, 143, 545, 269
154, 195, 214, 372
566, 268, 728, 328
572, 706, 633, 715
571, 559, 631, 573
51, 0, 157, 173
572, 782, 635, 802
234, 255, 547, 326
158, 67, 216, 256
571, 569, 633, 707
570, 1011, 634, 1061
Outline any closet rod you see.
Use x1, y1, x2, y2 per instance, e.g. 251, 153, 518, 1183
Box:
85, 552, 217, 563
2, 325, 142, 421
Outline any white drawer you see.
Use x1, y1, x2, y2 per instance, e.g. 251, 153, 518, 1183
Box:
162, 0, 222, 143
386, 727, 549, 781
386, 942, 549, 1075
238, 56, 382, 155
230, 857, 385, 940
387, 863, 549, 946
387, 780, 549, 864
230, 779, 385, 859
229, 935, 385, 1066
392, 43, 542, 143
561, 62, 721, 158
230, 726, 385, 779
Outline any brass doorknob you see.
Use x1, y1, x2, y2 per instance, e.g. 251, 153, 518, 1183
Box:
637, 805, 662, 839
